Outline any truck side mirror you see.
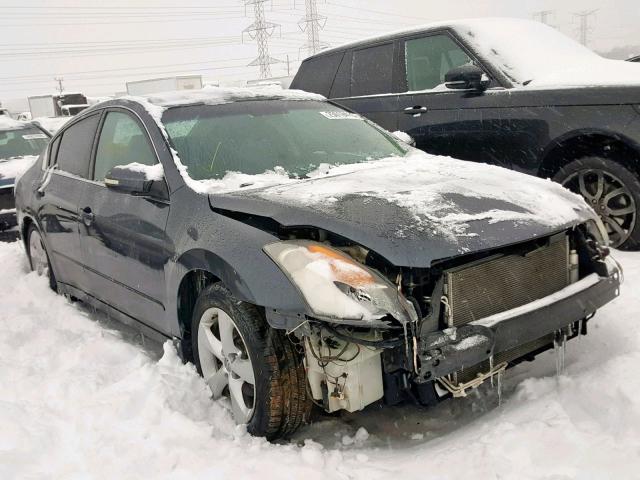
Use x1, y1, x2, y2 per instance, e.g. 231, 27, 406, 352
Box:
445, 65, 491, 92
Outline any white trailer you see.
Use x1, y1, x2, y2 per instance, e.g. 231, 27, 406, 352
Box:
28, 95, 57, 118
126, 75, 203, 96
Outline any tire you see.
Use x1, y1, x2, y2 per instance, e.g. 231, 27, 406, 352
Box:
26, 224, 57, 291
191, 283, 311, 439
553, 156, 640, 250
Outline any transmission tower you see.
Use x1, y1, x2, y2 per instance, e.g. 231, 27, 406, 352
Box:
574, 9, 598, 46
297, 0, 328, 57
243, 0, 281, 79
532, 10, 554, 26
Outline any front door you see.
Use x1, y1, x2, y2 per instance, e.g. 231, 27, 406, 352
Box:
395, 32, 506, 166
78, 109, 173, 334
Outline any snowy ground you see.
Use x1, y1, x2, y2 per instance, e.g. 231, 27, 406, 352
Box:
1, 239, 639, 479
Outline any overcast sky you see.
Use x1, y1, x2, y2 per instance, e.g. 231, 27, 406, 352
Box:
1, 0, 638, 108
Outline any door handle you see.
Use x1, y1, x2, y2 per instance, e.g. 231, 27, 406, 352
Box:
81, 206, 95, 227
403, 106, 428, 115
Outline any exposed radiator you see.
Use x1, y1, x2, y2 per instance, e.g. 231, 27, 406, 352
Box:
445, 236, 570, 328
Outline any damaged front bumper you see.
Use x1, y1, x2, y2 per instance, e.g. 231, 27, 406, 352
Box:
417, 265, 621, 384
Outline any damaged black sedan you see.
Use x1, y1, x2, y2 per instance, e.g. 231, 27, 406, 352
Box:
15, 88, 621, 440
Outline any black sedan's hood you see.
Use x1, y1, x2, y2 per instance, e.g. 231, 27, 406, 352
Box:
208, 153, 597, 267
0, 155, 39, 188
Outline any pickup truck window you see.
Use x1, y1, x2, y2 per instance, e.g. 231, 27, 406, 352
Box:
405, 34, 473, 91
352, 43, 394, 96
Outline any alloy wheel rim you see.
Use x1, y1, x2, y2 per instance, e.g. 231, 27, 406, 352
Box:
197, 307, 256, 423
29, 230, 49, 276
562, 169, 636, 248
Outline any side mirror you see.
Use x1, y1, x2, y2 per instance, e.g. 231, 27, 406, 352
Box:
445, 65, 491, 92
104, 166, 155, 196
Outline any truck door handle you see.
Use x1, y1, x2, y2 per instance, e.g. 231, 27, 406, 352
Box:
81, 206, 95, 227
404, 106, 428, 115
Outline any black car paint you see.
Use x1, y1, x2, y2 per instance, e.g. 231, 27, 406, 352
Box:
16, 100, 308, 341
290, 27, 640, 179
14, 97, 614, 350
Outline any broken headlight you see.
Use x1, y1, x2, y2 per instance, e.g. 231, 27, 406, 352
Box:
263, 240, 417, 325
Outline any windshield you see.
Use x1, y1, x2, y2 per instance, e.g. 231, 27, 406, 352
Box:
161, 100, 406, 181
0, 127, 49, 160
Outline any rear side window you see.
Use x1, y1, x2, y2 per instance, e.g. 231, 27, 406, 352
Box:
93, 111, 157, 182
56, 114, 100, 178
291, 53, 343, 97
329, 51, 352, 98
404, 34, 473, 91
351, 43, 394, 96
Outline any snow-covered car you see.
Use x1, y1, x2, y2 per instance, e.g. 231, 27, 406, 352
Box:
15, 88, 621, 440
291, 18, 640, 250
0, 117, 49, 231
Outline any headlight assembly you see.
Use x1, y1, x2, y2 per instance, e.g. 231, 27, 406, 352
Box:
263, 240, 417, 325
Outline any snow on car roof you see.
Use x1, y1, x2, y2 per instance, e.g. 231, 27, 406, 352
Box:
313, 17, 640, 88
0, 115, 29, 131
139, 85, 325, 108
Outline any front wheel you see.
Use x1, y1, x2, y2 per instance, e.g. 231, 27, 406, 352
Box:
191, 283, 311, 439
554, 156, 640, 250
27, 224, 57, 291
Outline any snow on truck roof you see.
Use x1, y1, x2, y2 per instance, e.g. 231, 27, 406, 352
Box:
310, 17, 640, 88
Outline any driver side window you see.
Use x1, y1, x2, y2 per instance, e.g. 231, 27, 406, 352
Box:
404, 34, 474, 91
93, 111, 157, 182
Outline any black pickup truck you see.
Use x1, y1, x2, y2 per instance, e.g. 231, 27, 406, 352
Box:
291, 18, 640, 249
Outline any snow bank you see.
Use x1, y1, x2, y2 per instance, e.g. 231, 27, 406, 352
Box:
0, 241, 639, 479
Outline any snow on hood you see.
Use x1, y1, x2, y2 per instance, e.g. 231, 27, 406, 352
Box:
246, 150, 594, 240
0, 155, 39, 186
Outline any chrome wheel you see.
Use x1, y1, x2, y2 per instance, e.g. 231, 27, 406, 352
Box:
29, 228, 49, 276
197, 307, 256, 423
562, 169, 636, 248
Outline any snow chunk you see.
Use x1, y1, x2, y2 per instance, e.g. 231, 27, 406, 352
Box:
114, 162, 164, 181
392, 130, 414, 145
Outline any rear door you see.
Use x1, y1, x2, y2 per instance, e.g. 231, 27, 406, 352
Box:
331, 42, 401, 131
78, 108, 173, 334
39, 113, 100, 288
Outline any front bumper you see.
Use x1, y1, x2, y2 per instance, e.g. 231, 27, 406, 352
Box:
417, 266, 621, 382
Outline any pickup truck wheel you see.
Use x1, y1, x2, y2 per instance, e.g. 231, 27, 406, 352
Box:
191, 283, 310, 439
26, 224, 57, 291
554, 157, 639, 250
